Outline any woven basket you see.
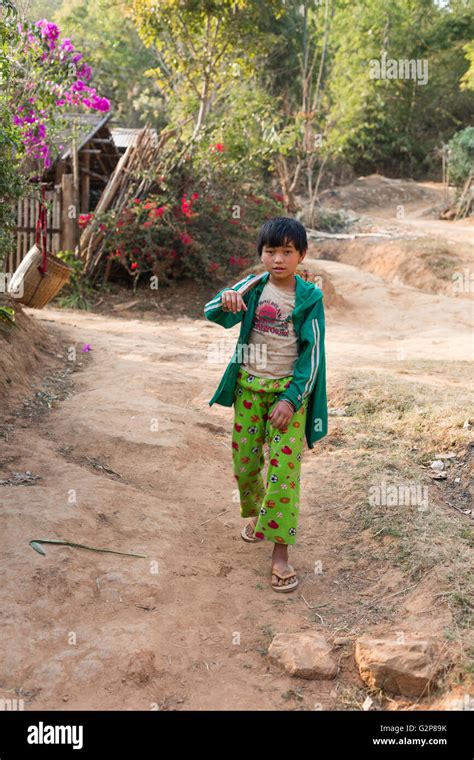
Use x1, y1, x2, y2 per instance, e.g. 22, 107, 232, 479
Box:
8, 244, 73, 309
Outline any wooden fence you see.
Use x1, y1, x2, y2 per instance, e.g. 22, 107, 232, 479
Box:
5, 188, 61, 274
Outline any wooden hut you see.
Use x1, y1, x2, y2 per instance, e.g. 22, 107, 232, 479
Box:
6, 112, 121, 274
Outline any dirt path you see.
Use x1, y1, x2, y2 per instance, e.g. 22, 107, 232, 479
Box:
1, 237, 472, 710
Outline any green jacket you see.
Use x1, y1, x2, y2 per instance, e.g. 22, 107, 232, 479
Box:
204, 271, 328, 448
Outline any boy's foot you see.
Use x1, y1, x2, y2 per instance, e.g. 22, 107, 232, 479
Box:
241, 517, 259, 543
271, 547, 298, 591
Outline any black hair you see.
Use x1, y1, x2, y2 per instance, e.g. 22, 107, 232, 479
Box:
257, 217, 307, 257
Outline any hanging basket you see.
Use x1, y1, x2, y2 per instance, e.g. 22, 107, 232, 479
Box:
8, 244, 73, 309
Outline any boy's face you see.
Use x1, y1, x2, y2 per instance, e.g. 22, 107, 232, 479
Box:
260, 238, 306, 280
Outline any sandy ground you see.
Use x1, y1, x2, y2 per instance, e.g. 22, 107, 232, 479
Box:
0, 183, 472, 711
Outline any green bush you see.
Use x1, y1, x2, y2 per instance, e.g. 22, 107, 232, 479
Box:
447, 127, 474, 189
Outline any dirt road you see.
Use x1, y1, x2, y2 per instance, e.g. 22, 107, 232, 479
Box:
1, 244, 471, 710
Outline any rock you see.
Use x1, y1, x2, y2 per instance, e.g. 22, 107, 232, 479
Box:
328, 407, 348, 417
430, 460, 445, 471
268, 633, 338, 679
355, 637, 440, 697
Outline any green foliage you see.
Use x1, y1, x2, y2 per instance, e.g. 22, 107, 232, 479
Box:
0, 144, 27, 271
460, 42, 474, 91
0, 305, 16, 326
132, 0, 285, 137
446, 126, 474, 188
53, 250, 94, 309
52, 0, 161, 127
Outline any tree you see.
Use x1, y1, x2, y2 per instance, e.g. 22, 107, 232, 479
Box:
131, 0, 285, 140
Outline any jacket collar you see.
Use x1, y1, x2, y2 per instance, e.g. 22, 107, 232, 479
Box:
252, 271, 322, 316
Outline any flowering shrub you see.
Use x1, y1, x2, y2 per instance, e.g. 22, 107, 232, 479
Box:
80, 155, 285, 284
3, 13, 110, 174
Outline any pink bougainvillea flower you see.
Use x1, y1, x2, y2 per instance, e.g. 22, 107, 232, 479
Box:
77, 63, 93, 81
209, 262, 220, 271
91, 96, 110, 112
82, 344, 92, 352
179, 232, 193, 245
36, 19, 60, 42
60, 38, 74, 53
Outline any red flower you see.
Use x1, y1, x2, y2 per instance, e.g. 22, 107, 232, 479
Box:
78, 213, 93, 228
130, 262, 138, 270
179, 232, 193, 245
149, 206, 165, 218
229, 256, 248, 267
181, 193, 197, 217
209, 262, 220, 271
181, 196, 192, 217
213, 143, 224, 153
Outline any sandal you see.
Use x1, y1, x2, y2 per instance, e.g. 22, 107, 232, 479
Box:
271, 564, 299, 593
241, 518, 259, 543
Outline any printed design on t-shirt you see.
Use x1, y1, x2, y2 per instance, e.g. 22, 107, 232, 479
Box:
253, 298, 291, 337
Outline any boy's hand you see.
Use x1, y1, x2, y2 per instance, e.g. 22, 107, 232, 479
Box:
221, 290, 248, 314
268, 400, 295, 432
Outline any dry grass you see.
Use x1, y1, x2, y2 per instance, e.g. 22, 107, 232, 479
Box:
326, 362, 473, 687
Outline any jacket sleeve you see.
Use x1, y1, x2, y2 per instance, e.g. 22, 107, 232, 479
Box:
279, 297, 325, 412
203, 273, 256, 329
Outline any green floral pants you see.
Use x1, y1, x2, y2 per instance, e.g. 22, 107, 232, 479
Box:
232, 367, 308, 545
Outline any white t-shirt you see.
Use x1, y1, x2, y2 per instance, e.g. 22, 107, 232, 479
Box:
241, 279, 299, 379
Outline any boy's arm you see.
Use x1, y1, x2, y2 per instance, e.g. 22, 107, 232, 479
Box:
279, 297, 325, 412
203, 273, 257, 328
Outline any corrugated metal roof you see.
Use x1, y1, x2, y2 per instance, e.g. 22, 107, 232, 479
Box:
111, 127, 159, 149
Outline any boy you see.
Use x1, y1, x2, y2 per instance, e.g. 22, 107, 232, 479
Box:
204, 217, 328, 592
